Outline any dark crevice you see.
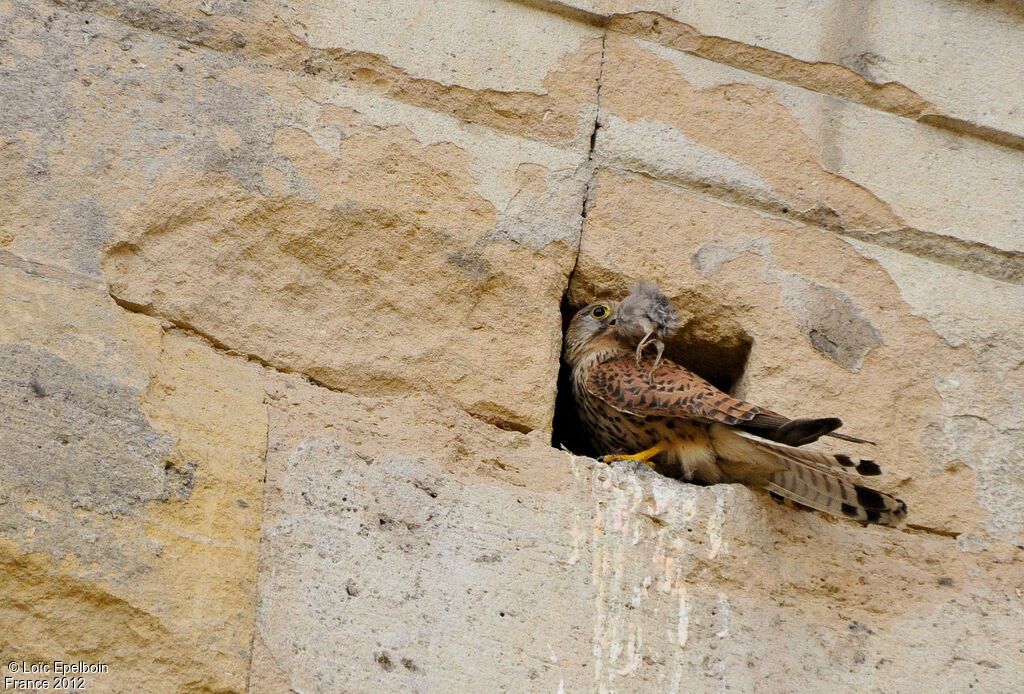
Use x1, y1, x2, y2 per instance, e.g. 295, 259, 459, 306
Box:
549, 28, 757, 455
666, 319, 753, 395
579, 32, 606, 223
469, 413, 532, 435
552, 33, 605, 450
586, 118, 600, 168
904, 523, 960, 539
551, 294, 598, 457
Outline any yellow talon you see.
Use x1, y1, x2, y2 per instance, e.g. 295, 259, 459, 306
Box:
600, 442, 668, 468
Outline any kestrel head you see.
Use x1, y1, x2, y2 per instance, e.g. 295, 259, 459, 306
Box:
564, 300, 623, 367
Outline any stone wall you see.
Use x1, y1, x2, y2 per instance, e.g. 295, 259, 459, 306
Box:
1, 0, 1021, 692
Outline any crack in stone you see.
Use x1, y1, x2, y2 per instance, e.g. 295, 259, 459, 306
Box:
918, 113, 1024, 154
580, 35, 605, 221
108, 293, 542, 438
567, 32, 605, 295
509, 3, 1024, 154
904, 523, 961, 539
108, 293, 342, 394
45, 0, 1024, 155
550, 32, 605, 444
24, 273, 989, 548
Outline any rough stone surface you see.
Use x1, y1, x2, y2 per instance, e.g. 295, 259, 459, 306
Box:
0, 342, 172, 513
631, 39, 1024, 255
847, 242, 1024, 545
250, 382, 1023, 692
3, 0, 1023, 692
597, 35, 1024, 259
254, 445, 590, 693
0, 0, 596, 432
47, 0, 605, 148
0, 266, 267, 692
546, 0, 1024, 141
692, 237, 884, 371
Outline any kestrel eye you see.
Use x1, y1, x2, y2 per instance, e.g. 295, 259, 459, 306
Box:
591, 305, 609, 320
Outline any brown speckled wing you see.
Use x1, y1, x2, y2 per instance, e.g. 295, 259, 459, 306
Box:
586, 354, 780, 427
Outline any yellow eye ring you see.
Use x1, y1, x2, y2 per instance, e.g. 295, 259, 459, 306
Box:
591, 304, 609, 320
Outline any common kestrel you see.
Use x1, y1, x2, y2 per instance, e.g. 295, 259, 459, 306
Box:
564, 286, 907, 526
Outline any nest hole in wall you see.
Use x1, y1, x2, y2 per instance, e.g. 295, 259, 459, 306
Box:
551, 291, 754, 466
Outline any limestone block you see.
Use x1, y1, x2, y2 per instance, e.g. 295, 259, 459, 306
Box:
47, 0, 604, 147
569, 167, 1024, 544
286, 0, 599, 93
253, 379, 1024, 693
0, 261, 267, 693
846, 242, 1024, 545
597, 34, 900, 235
252, 376, 586, 692
0, 266, 171, 555
0, 2, 593, 431
547, 0, 1024, 140
597, 35, 1024, 257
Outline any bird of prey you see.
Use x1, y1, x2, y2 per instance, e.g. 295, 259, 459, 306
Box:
616, 280, 683, 376
564, 290, 907, 526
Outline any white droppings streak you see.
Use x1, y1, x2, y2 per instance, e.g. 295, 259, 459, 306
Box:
670, 665, 683, 694
651, 482, 674, 516
715, 592, 731, 638
707, 491, 726, 560
681, 493, 698, 522
616, 623, 643, 676
566, 452, 583, 566
612, 487, 630, 533
676, 580, 689, 648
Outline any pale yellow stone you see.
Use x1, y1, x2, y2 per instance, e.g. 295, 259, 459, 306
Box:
552, 0, 1024, 138
286, 0, 602, 93
104, 112, 577, 432
633, 39, 1024, 252
3, 1, 1022, 691
260, 164, 290, 196
251, 379, 1024, 692
47, 0, 604, 148
598, 33, 901, 234
0, 266, 267, 693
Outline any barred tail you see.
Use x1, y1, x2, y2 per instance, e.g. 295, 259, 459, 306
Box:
765, 463, 907, 526
713, 429, 907, 526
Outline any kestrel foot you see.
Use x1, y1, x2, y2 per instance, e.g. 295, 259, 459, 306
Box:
647, 340, 667, 380
634, 330, 654, 368
599, 441, 668, 469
